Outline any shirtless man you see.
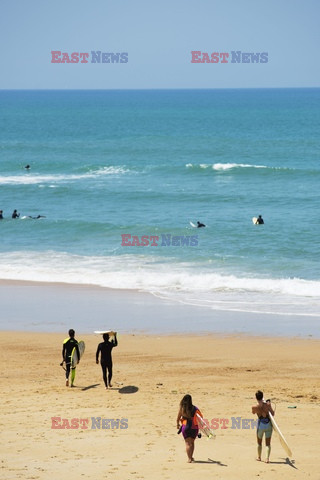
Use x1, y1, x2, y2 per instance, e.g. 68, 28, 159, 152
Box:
252, 390, 274, 463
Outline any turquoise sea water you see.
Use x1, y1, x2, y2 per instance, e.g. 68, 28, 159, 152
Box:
0, 89, 319, 323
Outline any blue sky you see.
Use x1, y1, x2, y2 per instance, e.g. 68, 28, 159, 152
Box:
1, 0, 319, 89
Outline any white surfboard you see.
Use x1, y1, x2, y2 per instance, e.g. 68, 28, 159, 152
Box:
190, 221, 197, 228
269, 412, 292, 457
196, 413, 216, 440
252, 217, 258, 225
71, 340, 85, 368
94, 330, 116, 336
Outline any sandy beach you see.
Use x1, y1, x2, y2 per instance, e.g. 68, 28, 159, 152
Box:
1, 324, 319, 479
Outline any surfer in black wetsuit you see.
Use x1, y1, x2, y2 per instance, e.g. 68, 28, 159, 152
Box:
12, 209, 20, 219
197, 221, 206, 228
256, 215, 264, 224
96, 333, 118, 389
0, 210, 3, 219
61, 329, 80, 387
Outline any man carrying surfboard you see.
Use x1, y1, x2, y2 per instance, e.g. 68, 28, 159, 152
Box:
61, 329, 80, 387
96, 332, 118, 389
252, 390, 275, 463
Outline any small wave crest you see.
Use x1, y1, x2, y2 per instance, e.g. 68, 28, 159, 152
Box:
186, 162, 268, 171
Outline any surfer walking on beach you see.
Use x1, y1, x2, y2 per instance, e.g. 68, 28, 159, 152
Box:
96, 332, 118, 389
177, 394, 203, 463
252, 390, 274, 463
61, 329, 80, 387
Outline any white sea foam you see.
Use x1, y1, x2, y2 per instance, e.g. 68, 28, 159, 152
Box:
0, 251, 319, 317
186, 163, 293, 172
212, 163, 267, 171
0, 167, 129, 185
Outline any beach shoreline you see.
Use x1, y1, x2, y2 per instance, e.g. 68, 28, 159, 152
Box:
0, 278, 319, 338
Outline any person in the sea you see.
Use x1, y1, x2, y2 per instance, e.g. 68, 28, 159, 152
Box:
176, 394, 203, 463
96, 332, 118, 389
61, 329, 80, 387
256, 215, 264, 224
12, 209, 20, 219
252, 390, 274, 463
0, 210, 3, 219
197, 221, 206, 228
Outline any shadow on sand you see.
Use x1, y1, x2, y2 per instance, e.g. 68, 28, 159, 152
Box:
81, 384, 100, 391
193, 458, 227, 466
269, 457, 297, 469
118, 385, 139, 394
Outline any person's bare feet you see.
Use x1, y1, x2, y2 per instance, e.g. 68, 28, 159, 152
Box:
256, 457, 261, 461
109, 383, 112, 388
265, 459, 270, 463
66, 379, 69, 387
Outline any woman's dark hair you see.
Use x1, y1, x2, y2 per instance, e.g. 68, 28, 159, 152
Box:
255, 390, 263, 401
180, 394, 194, 419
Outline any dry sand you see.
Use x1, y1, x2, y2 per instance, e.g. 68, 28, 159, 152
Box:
1, 331, 319, 480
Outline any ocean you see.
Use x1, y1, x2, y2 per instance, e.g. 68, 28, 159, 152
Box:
0, 88, 319, 327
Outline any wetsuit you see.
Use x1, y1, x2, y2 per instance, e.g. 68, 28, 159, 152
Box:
96, 336, 118, 387
62, 337, 80, 380
257, 415, 272, 439
180, 406, 202, 439
256, 216, 264, 224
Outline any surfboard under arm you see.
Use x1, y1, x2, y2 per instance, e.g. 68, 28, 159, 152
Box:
269, 412, 292, 457
196, 413, 216, 440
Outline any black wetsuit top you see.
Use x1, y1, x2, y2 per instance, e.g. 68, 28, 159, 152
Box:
63, 337, 80, 364
96, 338, 118, 364
256, 217, 264, 224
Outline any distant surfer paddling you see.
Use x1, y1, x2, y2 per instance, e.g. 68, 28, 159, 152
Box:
96, 332, 118, 389
197, 221, 206, 228
61, 329, 80, 387
252, 390, 274, 463
177, 394, 203, 463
